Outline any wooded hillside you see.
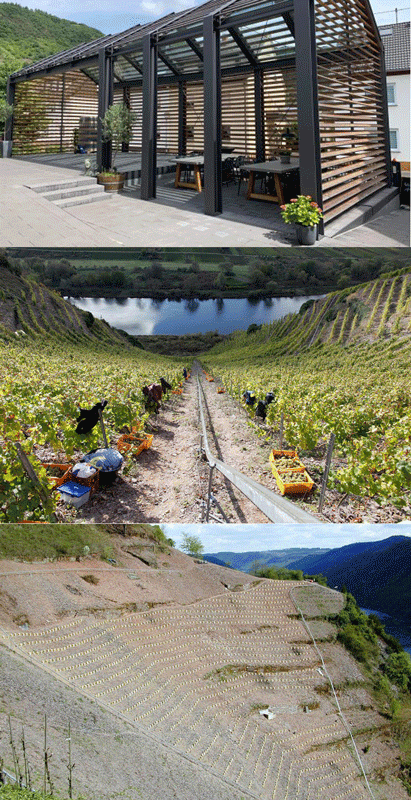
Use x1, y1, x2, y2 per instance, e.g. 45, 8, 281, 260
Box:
0, 2, 102, 96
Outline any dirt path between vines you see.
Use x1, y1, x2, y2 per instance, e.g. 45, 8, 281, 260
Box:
60, 361, 404, 525
69, 361, 274, 524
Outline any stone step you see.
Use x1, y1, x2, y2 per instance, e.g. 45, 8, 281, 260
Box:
53, 191, 112, 208
43, 183, 106, 201
27, 176, 98, 194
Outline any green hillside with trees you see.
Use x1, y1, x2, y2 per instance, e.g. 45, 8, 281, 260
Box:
0, 2, 102, 97
5, 246, 411, 299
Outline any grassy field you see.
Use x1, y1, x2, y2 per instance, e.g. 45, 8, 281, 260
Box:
0, 524, 116, 561
0, 523, 168, 561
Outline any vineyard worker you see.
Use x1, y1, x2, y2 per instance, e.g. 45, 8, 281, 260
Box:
75, 400, 108, 434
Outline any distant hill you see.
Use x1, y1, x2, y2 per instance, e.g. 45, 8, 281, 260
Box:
288, 535, 411, 623
5, 246, 411, 301
205, 537, 411, 624
0, 2, 103, 95
203, 548, 330, 573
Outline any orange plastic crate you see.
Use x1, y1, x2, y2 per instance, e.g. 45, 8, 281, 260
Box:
42, 463, 72, 489
117, 433, 153, 457
67, 467, 99, 495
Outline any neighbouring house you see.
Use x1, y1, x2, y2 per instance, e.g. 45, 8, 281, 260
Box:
379, 21, 410, 170
5, 0, 395, 228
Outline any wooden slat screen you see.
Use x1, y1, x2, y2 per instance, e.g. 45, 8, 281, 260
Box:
13, 70, 99, 154
121, 85, 179, 153
221, 75, 255, 156
263, 67, 298, 158
186, 81, 204, 152
315, 0, 389, 220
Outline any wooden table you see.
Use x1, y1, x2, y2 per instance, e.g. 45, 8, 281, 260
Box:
243, 158, 300, 204
174, 154, 234, 192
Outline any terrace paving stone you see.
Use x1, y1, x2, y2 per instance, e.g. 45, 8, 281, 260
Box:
1, 157, 409, 247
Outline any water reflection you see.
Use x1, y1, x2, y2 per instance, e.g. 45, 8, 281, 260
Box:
186, 299, 200, 313
67, 295, 323, 336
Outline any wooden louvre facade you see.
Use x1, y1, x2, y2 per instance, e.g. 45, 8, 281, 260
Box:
12, 71, 99, 155
7, 0, 391, 225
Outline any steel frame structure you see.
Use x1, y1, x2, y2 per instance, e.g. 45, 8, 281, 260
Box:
7, 0, 392, 225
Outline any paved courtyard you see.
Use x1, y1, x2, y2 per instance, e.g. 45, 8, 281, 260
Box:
0, 157, 409, 248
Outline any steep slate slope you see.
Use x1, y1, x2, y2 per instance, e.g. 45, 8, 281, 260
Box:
0, 264, 131, 347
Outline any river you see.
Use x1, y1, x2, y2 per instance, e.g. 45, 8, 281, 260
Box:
67, 295, 322, 336
362, 608, 411, 655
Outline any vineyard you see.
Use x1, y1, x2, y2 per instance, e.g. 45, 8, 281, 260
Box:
0, 269, 184, 521
204, 270, 411, 514
1, 266, 411, 522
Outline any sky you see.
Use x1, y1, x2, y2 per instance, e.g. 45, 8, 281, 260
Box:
162, 522, 411, 554
6, 0, 410, 35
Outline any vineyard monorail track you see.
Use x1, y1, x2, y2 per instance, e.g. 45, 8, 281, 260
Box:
197, 376, 320, 524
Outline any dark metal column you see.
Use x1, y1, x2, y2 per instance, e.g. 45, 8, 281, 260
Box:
122, 86, 131, 152
5, 78, 15, 143
97, 48, 113, 172
254, 68, 265, 161
178, 80, 187, 156
141, 33, 157, 200
60, 73, 65, 153
203, 13, 222, 215
294, 0, 323, 228
379, 50, 393, 188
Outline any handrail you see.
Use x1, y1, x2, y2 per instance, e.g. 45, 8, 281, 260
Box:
197, 376, 320, 524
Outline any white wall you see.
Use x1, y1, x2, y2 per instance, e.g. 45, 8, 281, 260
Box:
387, 73, 410, 164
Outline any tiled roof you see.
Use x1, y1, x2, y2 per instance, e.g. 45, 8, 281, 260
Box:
379, 20, 410, 72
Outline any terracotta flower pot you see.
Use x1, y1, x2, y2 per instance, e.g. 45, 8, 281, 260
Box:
97, 172, 125, 192
295, 223, 317, 245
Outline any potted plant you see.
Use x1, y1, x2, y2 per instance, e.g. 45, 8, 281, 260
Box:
98, 103, 136, 191
1, 98, 13, 158
278, 149, 292, 164
280, 195, 323, 245
278, 125, 298, 163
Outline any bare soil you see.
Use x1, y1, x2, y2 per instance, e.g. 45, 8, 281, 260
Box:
54, 362, 404, 524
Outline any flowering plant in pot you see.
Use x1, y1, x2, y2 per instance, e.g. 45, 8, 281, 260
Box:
98, 103, 137, 191
280, 195, 323, 244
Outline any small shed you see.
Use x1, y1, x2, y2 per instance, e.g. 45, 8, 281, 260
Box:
6, 0, 392, 225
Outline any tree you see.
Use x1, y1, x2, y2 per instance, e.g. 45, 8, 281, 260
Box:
0, 98, 13, 134
180, 534, 204, 559
101, 103, 137, 170
13, 83, 51, 152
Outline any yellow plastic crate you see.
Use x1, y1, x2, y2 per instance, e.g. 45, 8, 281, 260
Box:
269, 449, 305, 474
273, 468, 314, 496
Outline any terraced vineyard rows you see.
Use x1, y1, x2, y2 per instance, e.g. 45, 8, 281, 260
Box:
205, 272, 411, 512
1, 580, 378, 800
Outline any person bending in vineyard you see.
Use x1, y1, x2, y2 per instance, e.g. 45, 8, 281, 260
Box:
75, 400, 108, 434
